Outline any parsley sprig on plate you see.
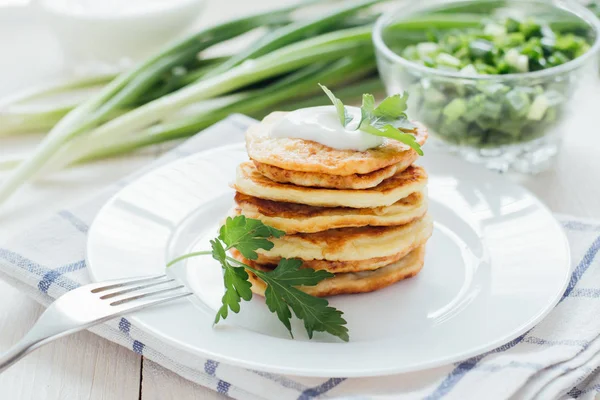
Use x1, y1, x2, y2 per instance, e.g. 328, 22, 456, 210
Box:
167, 215, 349, 342
319, 84, 423, 155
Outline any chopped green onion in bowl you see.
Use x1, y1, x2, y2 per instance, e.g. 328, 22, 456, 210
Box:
373, 0, 600, 173
400, 16, 591, 74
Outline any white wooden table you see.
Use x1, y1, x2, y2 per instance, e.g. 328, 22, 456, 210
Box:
1, 1, 599, 399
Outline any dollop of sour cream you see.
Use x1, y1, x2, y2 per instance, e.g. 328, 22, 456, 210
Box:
270, 106, 384, 151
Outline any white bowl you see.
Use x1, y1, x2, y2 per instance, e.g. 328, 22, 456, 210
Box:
35, 0, 206, 66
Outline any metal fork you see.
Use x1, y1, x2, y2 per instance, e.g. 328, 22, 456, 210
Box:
0, 274, 192, 373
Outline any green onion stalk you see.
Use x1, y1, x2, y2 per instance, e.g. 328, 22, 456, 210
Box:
6, 0, 521, 202
1, 69, 382, 170
0, 56, 228, 137
0, 12, 490, 138
0, 105, 77, 137
0, 11, 489, 137
0, 73, 116, 110
204, 0, 382, 77
1, 27, 372, 194
0, 156, 23, 172
0, 0, 380, 204
45, 47, 375, 172
68, 53, 378, 165
77, 77, 384, 164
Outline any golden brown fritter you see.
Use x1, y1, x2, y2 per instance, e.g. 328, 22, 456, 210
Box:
253, 157, 417, 190
234, 162, 428, 208
246, 112, 428, 176
255, 214, 433, 262
233, 190, 427, 234
235, 245, 427, 297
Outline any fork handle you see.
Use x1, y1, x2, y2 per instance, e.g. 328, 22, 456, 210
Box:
0, 335, 43, 373
0, 308, 85, 373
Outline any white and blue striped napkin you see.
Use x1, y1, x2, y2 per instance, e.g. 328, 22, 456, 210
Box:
1, 115, 600, 400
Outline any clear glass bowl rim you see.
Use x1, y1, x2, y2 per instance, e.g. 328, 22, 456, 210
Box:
372, 0, 600, 81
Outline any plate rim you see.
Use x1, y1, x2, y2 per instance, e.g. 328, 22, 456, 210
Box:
86, 142, 571, 377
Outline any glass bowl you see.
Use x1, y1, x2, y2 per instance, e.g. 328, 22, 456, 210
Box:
373, 0, 600, 173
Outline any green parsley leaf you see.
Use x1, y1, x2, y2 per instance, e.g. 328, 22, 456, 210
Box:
256, 259, 349, 342
219, 215, 284, 260
371, 93, 417, 132
319, 83, 352, 127
359, 93, 375, 127
360, 124, 424, 156
358, 92, 423, 156
373, 92, 411, 120
174, 215, 350, 341
318, 86, 423, 155
211, 239, 253, 323
361, 93, 375, 113
265, 258, 333, 286
264, 284, 294, 334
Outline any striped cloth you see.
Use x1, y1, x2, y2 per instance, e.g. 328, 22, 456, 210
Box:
1, 115, 600, 400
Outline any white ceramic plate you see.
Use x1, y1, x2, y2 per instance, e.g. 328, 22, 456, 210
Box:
87, 143, 570, 377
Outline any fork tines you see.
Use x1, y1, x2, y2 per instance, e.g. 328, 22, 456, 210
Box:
90, 275, 192, 308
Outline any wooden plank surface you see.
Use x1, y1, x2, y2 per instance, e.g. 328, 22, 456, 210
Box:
141, 360, 227, 400
0, 280, 142, 400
